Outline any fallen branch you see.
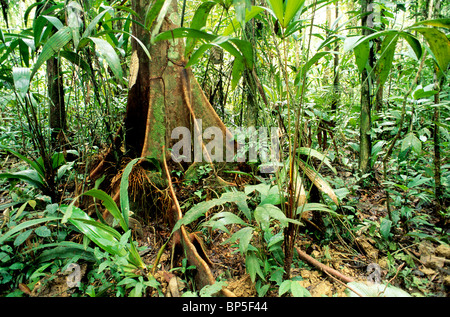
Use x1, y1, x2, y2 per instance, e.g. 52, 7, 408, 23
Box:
295, 246, 354, 284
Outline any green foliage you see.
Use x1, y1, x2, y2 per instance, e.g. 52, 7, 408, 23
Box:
0, 148, 76, 195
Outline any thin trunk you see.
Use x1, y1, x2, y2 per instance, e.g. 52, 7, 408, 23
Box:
433, 79, 443, 212
430, 0, 444, 214
331, 2, 340, 112
359, 0, 374, 176
47, 56, 66, 148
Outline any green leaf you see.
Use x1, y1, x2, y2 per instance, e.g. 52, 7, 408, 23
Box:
82, 6, 114, 39
60, 205, 125, 257
0, 217, 61, 245
296, 51, 333, 82
413, 27, 450, 75
297, 147, 337, 174
144, 0, 166, 31
206, 211, 247, 233
254, 204, 301, 230
412, 18, 450, 29
14, 229, 33, 246
82, 189, 127, 231
0, 169, 45, 191
88, 37, 123, 82
279, 280, 291, 296
150, 0, 173, 41
399, 31, 422, 60
380, 217, 392, 240
59, 50, 92, 75
153, 28, 250, 67
233, 0, 252, 29
353, 40, 370, 73
296, 203, 335, 216
283, 0, 305, 28
374, 32, 399, 88
412, 84, 438, 100
12, 67, 31, 99
223, 6, 265, 36
120, 158, 140, 230
31, 26, 73, 79
245, 252, 265, 282
35, 226, 52, 238
223, 227, 254, 254
199, 281, 227, 297
266, 0, 284, 27
290, 281, 311, 297
1, 148, 45, 178
260, 185, 281, 205
185, 1, 217, 56
231, 57, 245, 90
401, 132, 422, 155
171, 191, 248, 234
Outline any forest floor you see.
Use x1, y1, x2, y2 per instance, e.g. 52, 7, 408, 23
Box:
126, 159, 450, 297
0, 152, 449, 297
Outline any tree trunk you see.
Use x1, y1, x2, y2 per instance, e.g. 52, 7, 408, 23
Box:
47, 56, 67, 148
359, 0, 374, 176
331, 2, 340, 112
122, 0, 235, 290
430, 0, 444, 215
124, 0, 151, 158
125, 0, 233, 163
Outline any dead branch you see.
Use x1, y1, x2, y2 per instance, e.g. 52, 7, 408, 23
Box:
295, 246, 354, 284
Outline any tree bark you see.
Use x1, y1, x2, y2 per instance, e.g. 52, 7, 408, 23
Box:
47, 56, 67, 148
137, 0, 233, 163
124, 0, 151, 158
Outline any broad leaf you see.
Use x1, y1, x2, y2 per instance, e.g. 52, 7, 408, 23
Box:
185, 1, 217, 56
31, 26, 73, 79
375, 32, 399, 88
245, 252, 265, 282
144, 0, 167, 31
88, 37, 123, 82
0, 169, 45, 191
12, 67, 31, 99
82, 6, 114, 39
0, 217, 61, 245
413, 27, 450, 75
223, 6, 265, 36
206, 211, 247, 234
401, 132, 421, 155
82, 189, 126, 231
380, 217, 392, 240
412, 18, 450, 29
171, 191, 248, 233
223, 227, 254, 254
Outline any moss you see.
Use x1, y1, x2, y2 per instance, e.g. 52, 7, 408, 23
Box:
147, 94, 166, 160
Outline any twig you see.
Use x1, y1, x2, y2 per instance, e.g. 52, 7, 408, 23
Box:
380, 263, 405, 296
295, 246, 354, 284
323, 270, 364, 297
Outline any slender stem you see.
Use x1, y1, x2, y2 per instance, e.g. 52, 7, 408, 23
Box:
382, 53, 426, 220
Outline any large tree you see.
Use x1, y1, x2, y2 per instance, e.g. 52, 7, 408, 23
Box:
104, 0, 236, 293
